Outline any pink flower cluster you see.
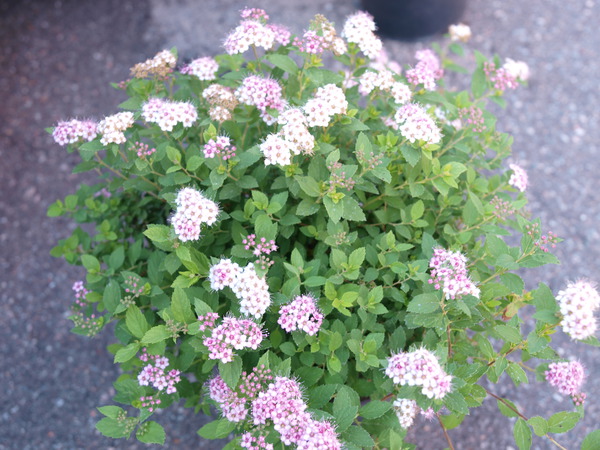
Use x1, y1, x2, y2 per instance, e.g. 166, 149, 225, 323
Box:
484, 61, 519, 91
130, 141, 156, 158
266, 23, 292, 47
459, 106, 486, 132
490, 195, 515, 220
385, 348, 453, 399
556, 280, 600, 340
525, 223, 558, 253
141, 98, 198, 132
278, 294, 324, 336
545, 361, 586, 404
241, 433, 273, 450
428, 247, 480, 299
180, 56, 219, 81
327, 161, 356, 192
203, 136, 236, 160
52, 119, 98, 146
202, 84, 238, 123
97, 111, 135, 145
171, 187, 219, 242
203, 316, 265, 363
393, 398, 435, 429
137, 348, 181, 395
243, 234, 277, 269
294, 15, 346, 56
236, 75, 285, 125
395, 103, 442, 145
406, 49, 443, 91
208, 366, 273, 423
224, 9, 276, 55
508, 163, 528, 192
72, 280, 89, 308
303, 84, 348, 128
341, 11, 382, 59
209, 259, 272, 318
252, 377, 341, 449
139, 395, 161, 412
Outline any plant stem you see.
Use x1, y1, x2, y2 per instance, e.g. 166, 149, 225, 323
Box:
436, 412, 455, 450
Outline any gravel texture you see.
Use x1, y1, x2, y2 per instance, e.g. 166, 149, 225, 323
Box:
0, 0, 598, 449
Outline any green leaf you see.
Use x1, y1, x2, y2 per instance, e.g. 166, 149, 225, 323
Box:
527, 416, 548, 437
444, 391, 469, 415
400, 145, 421, 167
333, 387, 359, 432
348, 247, 366, 267
126, 305, 149, 339
109, 247, 125, 270
266, 53, 298, 74
97, 406, 123, 419
144, 224, 171, 243
136, 421, 166, 444
172, 287, 195, 323
329, 332, 343, 352
308, 384, 339, 409
506, 363, 528, 387
96, 417, 129, 439
296, 176, 321, 197
407, 293, 440, 314
495, 325, 522, 344
497, 399, 519, 418
410, 200, 425, 220
141, 325, 170, 344
342, 426, 375, 448
197, 418, 237, 439
513, 418, 532, 450
103, 280, 121, 314
219, 356, 242, 390
547, 411, 581, 434
500, 273, 524, 294
342, 196, 366, 221
114, 342, 140, 363
324, 196, 343, 223
582, 430, 600, 450
471, 66, 487, 99
359, 400, 392, 419
82, 254, 101, 272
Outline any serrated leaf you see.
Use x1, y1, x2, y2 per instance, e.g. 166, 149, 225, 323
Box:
342, 426, 375, 448
547, 411, 581, 434
333, 387, 359, 432
506, 363, 528, 387
219, 356, 242, 390
197, 418, 236, 439
114, 342, 140, 363
126, 305, 149, 339
141, 325, 170, 344
359, 400, 391, 419
342, 196, 366, 222
136, 421, 166, 444
144, 224, 171, 243
497, 399, 519, 418
582, 430, 600, 450
97, 405, 124, 419
527, 416, 548, 437
296, 176, 321, 197
407, 293, 440, 314
172, 287, 195, 323
103, 280, 121, 314
495, 325, 522, 344
266, 53, 298, 74
513, 418, 532, 450
96, 417, 129, 439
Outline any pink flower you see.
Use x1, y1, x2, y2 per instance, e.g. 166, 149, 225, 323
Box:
508, 163, 528, 192
545, 361, 585, 399
428, 247, 479, 299
278, 294, 324, 336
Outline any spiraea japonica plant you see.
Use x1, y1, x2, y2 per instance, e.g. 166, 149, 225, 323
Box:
48, 8, 600, 449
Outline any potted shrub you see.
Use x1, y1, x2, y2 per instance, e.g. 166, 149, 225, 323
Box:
49, 8, 599, 449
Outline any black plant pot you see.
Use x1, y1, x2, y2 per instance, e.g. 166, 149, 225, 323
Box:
361, 0, 467, 41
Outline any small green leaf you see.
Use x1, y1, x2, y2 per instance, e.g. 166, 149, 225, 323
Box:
219, 355, 242, 390
407, 293, 440, 314
114, 342, 140, 363
495, 325, 522, 344
103, 280, 121, 314
126, 305, 149, 339
171, 287, 195, 323
342, 196, 366, 222
144, 224, 171, 243
547, 411, 581, 434
136, 421, 166, 444
342, 426, 375, 448
141, 325, 170, 344
582, 430, 600, 450
348, 247, 366, 267
513, 418, 532, 450
96, 417, 129, 439
197, 418, 237, 439
333, 387, 359, 432
359, 400, 391, 420
97, 405, 124, 419
266, 53, 299, 74
411, 200, 425, 220
296, 176, 321, 197
527, 416, 548, 437
82, 254, 101, 272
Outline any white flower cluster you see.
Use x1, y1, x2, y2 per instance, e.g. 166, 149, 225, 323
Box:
395, 103, 442, 145
171, 187, 219, 242
358, 69, 412, 105
341, 11, 382, 59
259, 108, 316, 166
503, 58, 530, 82
224, 18, 275, 55
303, 84, 348, 128
52, 119, 97, 146
209, 259, 271, 318
97, 112, 135, 145
182, 56, 219, 81
131, 49, 177, 78
141, 98, 198, 132
393, 399, 419, 429
385, 348, 452, 399
449, 23, 472, 42
508, 163, 528, 192
556, 280, 600, 340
